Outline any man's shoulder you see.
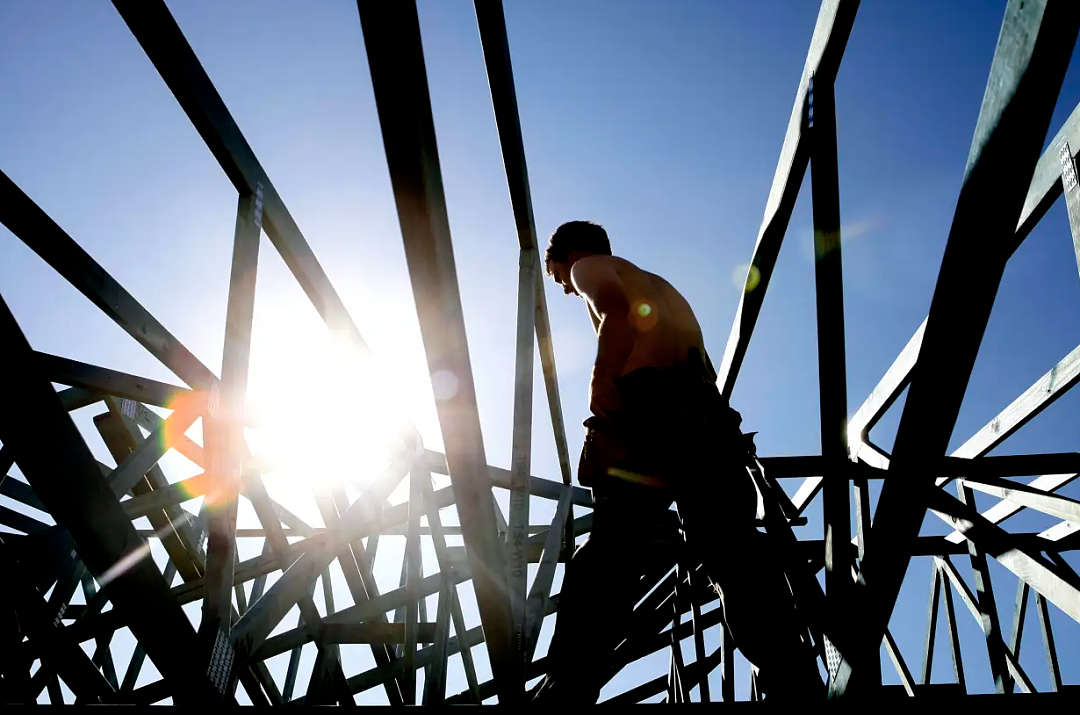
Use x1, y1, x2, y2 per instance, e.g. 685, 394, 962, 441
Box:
571, 254, 620, 282
573, 254, 642, 277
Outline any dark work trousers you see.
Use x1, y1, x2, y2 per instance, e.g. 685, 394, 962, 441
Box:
532, 364, 821, 702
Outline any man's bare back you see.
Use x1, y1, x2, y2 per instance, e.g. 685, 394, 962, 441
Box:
572, 255, 706, 378
543, 221, 713, 417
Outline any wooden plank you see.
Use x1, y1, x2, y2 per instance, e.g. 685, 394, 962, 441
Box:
1034, 593, 1063, 691
319, 622, 439, 645
96, 406, 205, 587
103, 398, 202, 500
1058, 138, 1080, 282
955, 484, 1011, 692
945, 342, 1080, 470
1007, 580, 1029, 694
959, 474, 1080, 524
920, 567, 942, 685
849, 2, 1080, 694
809, 74, 857, 684
34, 352, 194, 409
523, 489, 572, 662
939, 559, 966, 691
883, 628, 915, 697
403, 473, 424, 703
945, 471, 1077, 544
199, 190, 261, 697
421, 576, 453, 705
507, 246, 537, 675
473, 0, 573, 488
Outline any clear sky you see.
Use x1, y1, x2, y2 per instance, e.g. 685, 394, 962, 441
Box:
1, 0, 1078, 704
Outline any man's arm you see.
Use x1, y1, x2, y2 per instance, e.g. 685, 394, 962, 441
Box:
572, 258, 635, 417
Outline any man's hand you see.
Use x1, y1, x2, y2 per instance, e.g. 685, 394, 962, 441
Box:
589, 374, 621, 420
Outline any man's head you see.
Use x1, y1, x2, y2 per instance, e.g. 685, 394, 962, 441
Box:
544, 220, 612, 295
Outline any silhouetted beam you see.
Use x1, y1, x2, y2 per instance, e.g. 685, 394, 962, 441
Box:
960, 475, 1080, 524
474, 0, 573, 487
0, 295, 212, 703
199, 188, 262, 697
356, 0, 515, 701
0, 170, 216, 391
477, 0, 540, 678
229, 460, 412, 659
716, 0, 859, 396
423, 449, 592, 506
33, 352, 193, 410
320, 622, 439, 646
942, 342, 1080, 472
111, 0, 370, 357
847, 2, 1080, 696
0, 537, 114, 702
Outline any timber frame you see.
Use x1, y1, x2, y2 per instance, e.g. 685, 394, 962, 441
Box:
0, 0, 1079, 704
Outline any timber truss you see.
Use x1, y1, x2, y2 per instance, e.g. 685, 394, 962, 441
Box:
1, 0, 1079, 705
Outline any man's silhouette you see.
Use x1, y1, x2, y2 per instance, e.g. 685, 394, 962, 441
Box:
531, 221, 821, 702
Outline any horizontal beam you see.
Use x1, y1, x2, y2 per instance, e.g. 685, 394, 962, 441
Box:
35, 352, 193, 410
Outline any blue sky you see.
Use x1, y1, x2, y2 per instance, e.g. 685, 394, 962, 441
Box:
1, 0, 1078, 704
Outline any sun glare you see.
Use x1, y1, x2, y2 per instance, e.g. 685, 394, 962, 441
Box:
243, 304, 415, 507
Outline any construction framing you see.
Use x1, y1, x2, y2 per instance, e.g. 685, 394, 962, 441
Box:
0, 0, 1078, 704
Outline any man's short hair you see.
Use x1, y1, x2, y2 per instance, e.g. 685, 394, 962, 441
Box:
545, 221, 612, 274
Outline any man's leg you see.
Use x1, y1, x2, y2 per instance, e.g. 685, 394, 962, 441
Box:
676, 478, 822, 700
533, 483, 672, 703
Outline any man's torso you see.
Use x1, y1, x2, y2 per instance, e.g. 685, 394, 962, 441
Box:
582, 255, 707, 378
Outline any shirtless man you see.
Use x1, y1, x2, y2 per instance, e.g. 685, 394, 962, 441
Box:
532, 221, 821, 702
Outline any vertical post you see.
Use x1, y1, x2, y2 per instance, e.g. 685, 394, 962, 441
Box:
356, 1, 514, 700
853, 477, 872, 560
688, 568, 710, 703
1006, 580, 1029, 694
938, 560, 967, 692
808, 74, 868, 691
403, 470, 423, 703
80, 572, 118, 689
1057, 140, 1080, 280
416, 456, 481, 702
920, 565, 941, 685
509, 247, 536, 684
200, 185, 262, 697
1034, 593, 1062, 691
720, 623, 735, 702
955, 484, 1010, 693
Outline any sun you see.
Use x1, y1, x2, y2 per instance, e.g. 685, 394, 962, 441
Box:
241, 301, 416, 510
